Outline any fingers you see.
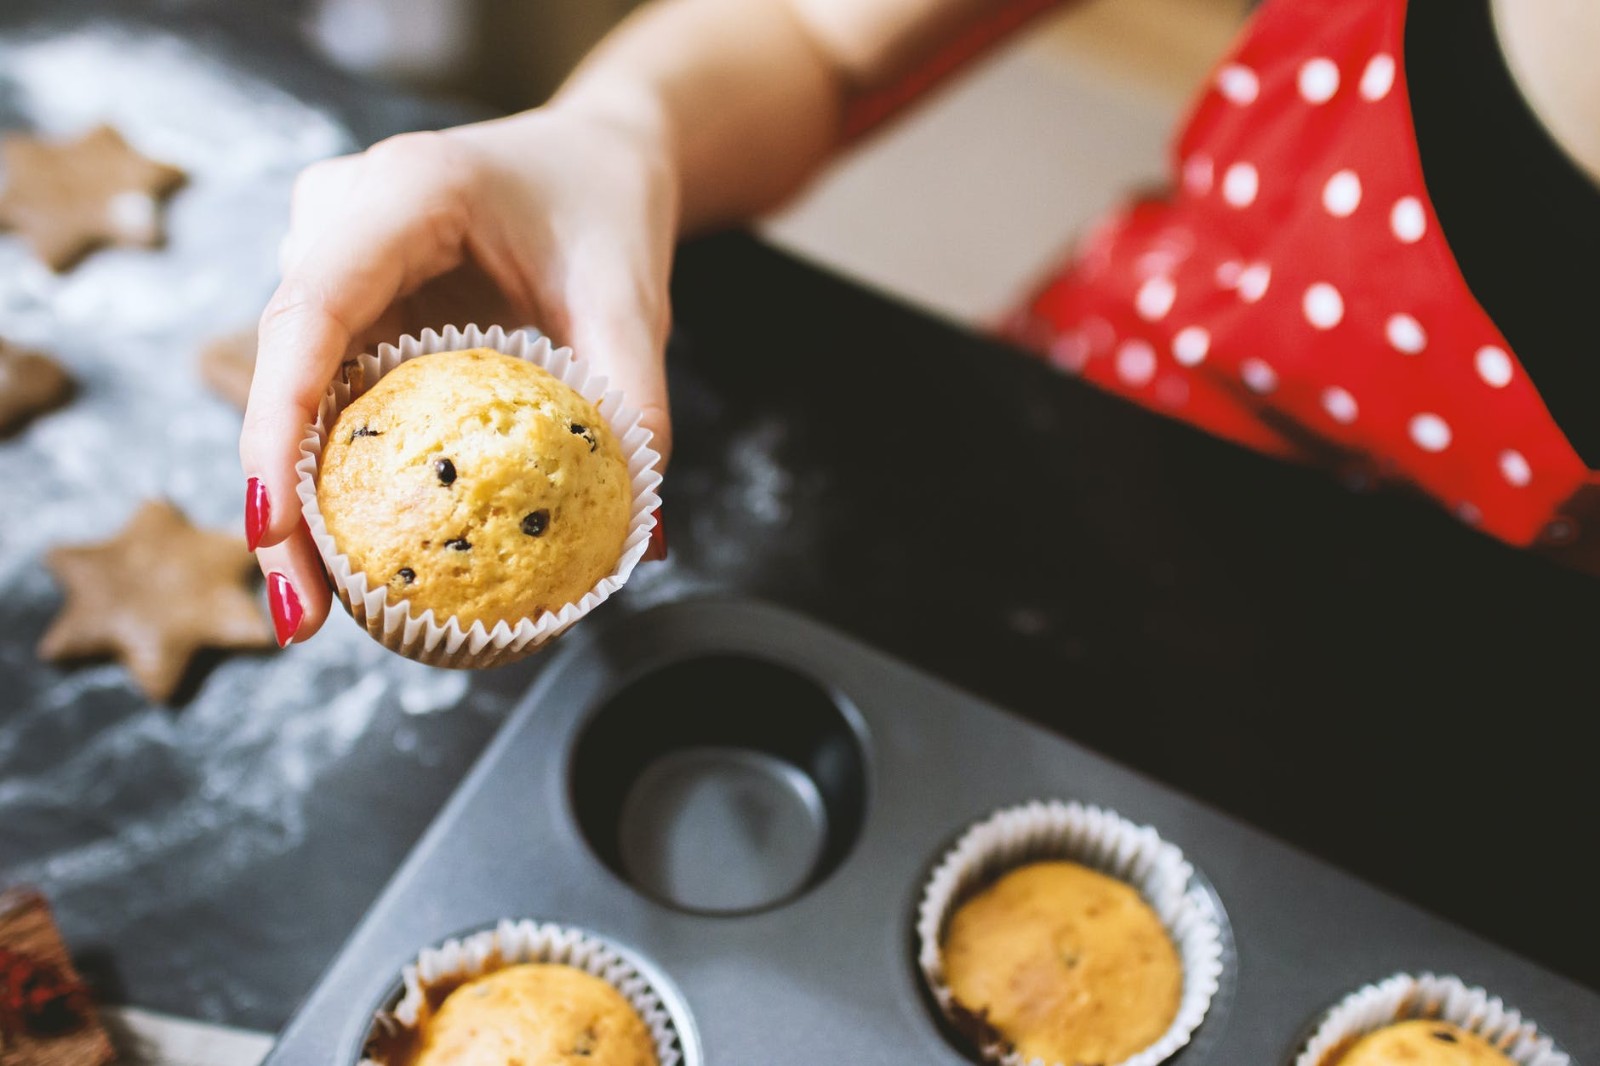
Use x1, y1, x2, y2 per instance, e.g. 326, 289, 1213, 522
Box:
242, 133, 473, 550
256, 521, 332, 646
564, 240, 675, 468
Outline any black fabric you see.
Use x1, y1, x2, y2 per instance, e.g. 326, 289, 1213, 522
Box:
1406, 0, 1600, 464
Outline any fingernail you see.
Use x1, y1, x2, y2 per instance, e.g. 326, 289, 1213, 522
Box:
268, 571, 303, 647
644, 509, 668, 562
245, 476, 271, 552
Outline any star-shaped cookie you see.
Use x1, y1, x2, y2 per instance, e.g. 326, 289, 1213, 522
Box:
0, 339, 73, 435
38, 500, 274, 702
0, 125, 185, 271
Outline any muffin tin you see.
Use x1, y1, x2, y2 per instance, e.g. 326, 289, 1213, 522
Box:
262, 598, 1597, 1065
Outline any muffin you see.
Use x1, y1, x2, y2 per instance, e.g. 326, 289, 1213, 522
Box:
317, 348, 631, 627
940, 860, 1183, 1065
1334, 1021, 1517, 1066
399, 964, 658, 1066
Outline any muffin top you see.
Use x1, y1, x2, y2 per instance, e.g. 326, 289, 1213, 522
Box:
1335, 1021, 1518, 1066
405, 963, 658, 1066
318, 349, 631, 627
941, 860, 1182, 1066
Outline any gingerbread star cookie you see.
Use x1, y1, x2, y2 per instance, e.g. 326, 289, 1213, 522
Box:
0, 125, 185, 271
0, 888, 114, 1066
0, 339, 73, 436
38, 500, 274, 702
198, 328, 257, 410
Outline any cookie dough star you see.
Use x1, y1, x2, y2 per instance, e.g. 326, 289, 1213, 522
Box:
0, 338, 73, 435
38, 500, 274, 702
0, 124, 185, 271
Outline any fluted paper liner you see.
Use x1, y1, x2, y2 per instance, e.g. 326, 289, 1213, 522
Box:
916, 799, 1225, 1066
295, 324, 663, 667
1295, 973, 1570, 1066
359, 919, 690, 1066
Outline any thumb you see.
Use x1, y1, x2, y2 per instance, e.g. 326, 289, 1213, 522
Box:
566, 289, 673, 471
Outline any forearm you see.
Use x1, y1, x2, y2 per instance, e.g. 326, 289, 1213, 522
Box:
551, 0, 1042, 234
551, 0, 843, 233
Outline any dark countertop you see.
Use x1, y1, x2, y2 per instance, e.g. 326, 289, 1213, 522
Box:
0, 1, 1595, 1037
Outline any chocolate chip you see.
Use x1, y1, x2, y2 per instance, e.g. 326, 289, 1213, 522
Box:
1432, 1031, 1459, 1044
350, 425, 381, 441
434, 457, 456, 485
445, 538, 470, 551
397, 567, 415, 584
570, 423, 597, 452
521, 510, 549, 537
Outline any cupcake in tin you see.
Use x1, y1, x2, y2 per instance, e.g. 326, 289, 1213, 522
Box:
916, 800, 1225, 1066
1297, 973, 1570, 1066
359, 919, 689, 1066
297, 325, 662, 668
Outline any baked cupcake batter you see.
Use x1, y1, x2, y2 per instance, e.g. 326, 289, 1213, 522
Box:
941, 860, 1181, 1065
1335, 1020, 1518, 1066
318, 349, 630, 626
406, 963, 658, 1066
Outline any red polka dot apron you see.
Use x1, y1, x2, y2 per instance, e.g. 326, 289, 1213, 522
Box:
1004, 0, 1599, 557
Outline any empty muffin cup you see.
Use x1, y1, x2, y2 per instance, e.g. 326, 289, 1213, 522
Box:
358, 918, 693, 1066
916, 799, 1225, 1066
1295, 972, 1570, 1066
295, 324, 663, 668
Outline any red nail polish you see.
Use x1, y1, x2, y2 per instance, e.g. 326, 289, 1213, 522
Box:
268, 572, 303, 647
644, 509, 668, 562
245, 477, 271, 552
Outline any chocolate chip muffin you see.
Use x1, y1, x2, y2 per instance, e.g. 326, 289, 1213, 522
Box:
1334, 1021, 1518, 1066
317, 348, 631, 628
941, 861, 1182, 1065
398, 963, 658, 1066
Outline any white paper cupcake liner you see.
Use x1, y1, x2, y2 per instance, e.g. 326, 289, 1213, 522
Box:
916, 799, 1226, 1066
1294, 973, 1570, 1066
295, 323, 663, 668
358, 919, 692, 1066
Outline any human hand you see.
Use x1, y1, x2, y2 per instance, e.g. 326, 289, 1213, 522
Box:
241, 103, 678, 645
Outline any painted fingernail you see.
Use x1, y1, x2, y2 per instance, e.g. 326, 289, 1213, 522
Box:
245, 476, 270, 552
644, 509, 668, 562
268, 571, 303, 647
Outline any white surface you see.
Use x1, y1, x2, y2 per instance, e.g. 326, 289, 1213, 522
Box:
104, 1006, 272, 1066
761, 33, 1179, 326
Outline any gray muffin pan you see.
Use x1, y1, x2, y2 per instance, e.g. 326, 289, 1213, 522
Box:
263, 598, 1597, 1065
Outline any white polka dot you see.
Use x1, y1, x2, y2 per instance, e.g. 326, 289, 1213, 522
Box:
1116, 340, 1157, 386
1222, 162, 1259, 208
1241, 358, 1277, 394
1215, 260, 1243, 288
1172, 326, 1210, 367
1456, 502, 1482, 527
1136, 276, 1177, 321
1409, 413, 1452, 452
1322, 386, 1358, 424
1182, 154, 1214, 196
1298, 58, 1341, 103
1303, 283, 1345, 329
1217, 63, 1260, 105
1499, 449, 1532, 487
1238, 263, 1272, 303
1360, 53, 1396, 100
1385, 313, 1427, 354
1322, 170, 1362, 217
1048, 331, 1090, 374
1475, 345, 1513, 388
1390, 197, 1426, 243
